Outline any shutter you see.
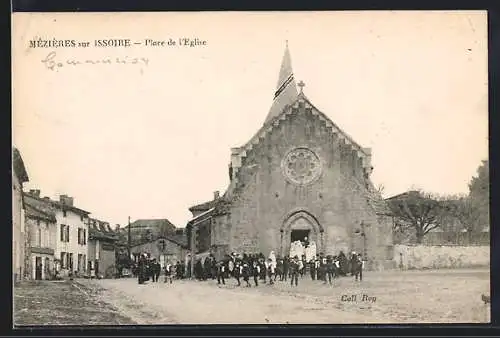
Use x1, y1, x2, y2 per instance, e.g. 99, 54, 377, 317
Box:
84, 229, 86, 244
66, 226, 70, 242
60, 225, 64, 241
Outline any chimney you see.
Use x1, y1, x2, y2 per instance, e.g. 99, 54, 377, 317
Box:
59, 195, 74, 207
115, 224, 121, 232
29, 189, 41, 197
214, 191, 220, 200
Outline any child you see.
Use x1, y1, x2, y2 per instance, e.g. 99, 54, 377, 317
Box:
252, 260, 260, 287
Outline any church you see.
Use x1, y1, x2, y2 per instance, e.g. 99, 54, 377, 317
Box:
186, 44, 395, 270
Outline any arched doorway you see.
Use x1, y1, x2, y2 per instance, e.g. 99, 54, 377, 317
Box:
280, 210, 324, 257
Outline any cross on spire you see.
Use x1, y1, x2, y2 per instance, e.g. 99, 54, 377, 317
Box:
298, 80, 305, 93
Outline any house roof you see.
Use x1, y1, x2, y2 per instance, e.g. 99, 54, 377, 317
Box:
131, 234, 188, 249
12, 148, 29, 183
128, 219, 177, 231
23, 192, 91, 216
88, 218, 118, 241
24, 203, 57, 223
189, 198, 221, 212
385, 190, 421, 201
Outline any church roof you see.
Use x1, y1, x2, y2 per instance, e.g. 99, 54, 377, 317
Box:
264, 41, 298, 124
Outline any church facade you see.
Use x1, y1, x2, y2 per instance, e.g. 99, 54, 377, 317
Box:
187, 45, 395, 270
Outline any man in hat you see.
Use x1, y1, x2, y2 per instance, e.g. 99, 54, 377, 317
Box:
289, 256, 300, 287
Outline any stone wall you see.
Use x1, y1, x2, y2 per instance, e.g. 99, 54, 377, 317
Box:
394, 244, 490, 270
225, 106, 393, 268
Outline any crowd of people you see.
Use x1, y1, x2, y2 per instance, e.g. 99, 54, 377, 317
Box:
133, 250, 364, 287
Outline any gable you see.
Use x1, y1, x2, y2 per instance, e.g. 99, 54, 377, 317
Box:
229, 94, 373, 188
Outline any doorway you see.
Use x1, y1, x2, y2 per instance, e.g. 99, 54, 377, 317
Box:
291, 229, 310, 243
281, 210, 323, 257
35, 257, 42, 280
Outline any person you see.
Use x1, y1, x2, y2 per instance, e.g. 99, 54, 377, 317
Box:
289, 256, 299, 287
259, 258, 267, 283
326, 255, 336, 285
267, 258, 275, 285
153, 259, 161, 283
299, 255, 306, 277
216, 259, 226, 286
282, 256, 289, 281
276, 258, 283, 281
234, 256, 242, 286
252, 260, 260, 287
319, 254, 328, 284
309, 256, 317, 281
137, 253, 147, 284
351, 252, 364, 282
242, 261, 251, 287
338, 251, 348, 276
164, 262, 173, 284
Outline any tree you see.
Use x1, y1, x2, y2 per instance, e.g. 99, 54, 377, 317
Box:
387, 190, 449, 244
469, 159, 489, 231
443, 194, 481, 242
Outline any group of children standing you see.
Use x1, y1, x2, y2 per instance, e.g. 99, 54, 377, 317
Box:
204, 250, 364, 288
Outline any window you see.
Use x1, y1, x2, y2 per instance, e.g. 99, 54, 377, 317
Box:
83, 255, 86, 272
68, 253, 74, 271
37, 227, 41, 247
60, 224, 65, 242
63, 210, 67, 217
78, 228, 87, 245
60, 224, 70, 242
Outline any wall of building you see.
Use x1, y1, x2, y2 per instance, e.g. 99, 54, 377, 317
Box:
12, 172, 25, 282
28, 218, 56, 249
30, 253, 53, 280
54, 210, 88, 275
224, 107, 394, 269
131, 238, 187, 267
394, 244, 490, 270
88, 239, 116, 278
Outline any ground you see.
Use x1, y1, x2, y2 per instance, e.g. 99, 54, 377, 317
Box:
14, 280, 135, 326
14, 268, 490, 326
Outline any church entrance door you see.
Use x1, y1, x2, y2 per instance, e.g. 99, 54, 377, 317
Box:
291, 229, 310, 243
280, 210, 323, 258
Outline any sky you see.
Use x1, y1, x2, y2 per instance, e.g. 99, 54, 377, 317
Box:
12, 11, 488, 228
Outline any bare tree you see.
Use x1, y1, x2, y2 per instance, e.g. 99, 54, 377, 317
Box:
386, 190, 449, 244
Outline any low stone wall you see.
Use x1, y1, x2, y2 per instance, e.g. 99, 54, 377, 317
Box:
394, 244, 490, 270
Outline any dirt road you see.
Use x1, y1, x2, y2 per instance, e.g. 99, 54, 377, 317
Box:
80, 268, 490, 324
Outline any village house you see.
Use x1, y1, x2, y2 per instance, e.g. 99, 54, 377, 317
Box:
186, 45, 394, 270
23, 190, 91, 277
12, 147, 29, 282
24, 202, 57, 280
130, 234, 188, 268
87, 218, 118, 278
125, 219, 177, 244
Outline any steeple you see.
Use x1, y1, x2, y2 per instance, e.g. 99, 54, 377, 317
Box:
264, 41, 299, 124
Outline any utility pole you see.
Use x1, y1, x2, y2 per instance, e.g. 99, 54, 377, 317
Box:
127, 216, 131, 263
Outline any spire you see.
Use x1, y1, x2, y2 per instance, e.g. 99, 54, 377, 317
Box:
264, 41, 299, 124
